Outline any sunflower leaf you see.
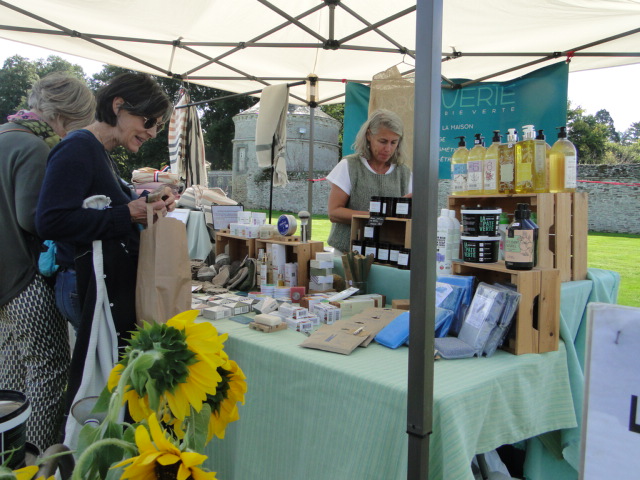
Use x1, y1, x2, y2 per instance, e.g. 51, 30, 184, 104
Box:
183, 404, 211, 452
146, 378, 161, 411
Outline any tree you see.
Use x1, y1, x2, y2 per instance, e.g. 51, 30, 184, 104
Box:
0, 55, 38, 122
595, 109, 620, 143
567, 102, 609, 164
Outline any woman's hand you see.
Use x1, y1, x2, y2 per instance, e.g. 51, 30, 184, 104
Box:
128, 196, 169, 226
327, 184, 368, 224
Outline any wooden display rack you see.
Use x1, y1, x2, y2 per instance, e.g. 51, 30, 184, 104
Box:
448, 192, 588, 282
214, 229, 256, 261
254, 238, 325, 290
452, 261, 560, 355
350, 214, 412, 249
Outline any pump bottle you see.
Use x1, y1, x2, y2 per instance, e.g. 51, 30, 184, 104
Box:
533, 129, 550, 192
498, 128, 517, 194
549, 126, 578, 193
505, 203, 538, 270
448, 210, 461, 261
451, 136, 469, 195
515, 125, 535, 193
466, 133, 485, 195
436, 209, 453, 274
483, 130, 500, 195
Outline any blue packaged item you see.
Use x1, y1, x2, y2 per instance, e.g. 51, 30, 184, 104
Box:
435, 282, 464, 319
403, 307, 455, 347
437, 274, 476, 335
457, 283, 507, 356
375, 311, 410, 349
482, 284, 521, 356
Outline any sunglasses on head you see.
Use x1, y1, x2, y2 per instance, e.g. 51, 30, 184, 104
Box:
124, 102, 166, 132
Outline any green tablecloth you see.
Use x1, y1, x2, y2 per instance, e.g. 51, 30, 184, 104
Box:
202, 318, 576, 480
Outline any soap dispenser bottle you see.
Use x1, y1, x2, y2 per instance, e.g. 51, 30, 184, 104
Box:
498, 128, 517, 194
466, 133, 485, 195
505, 203, 538, 270
515, 125, 535, 193
451, 136, 469, 195
533, 129, 550, 192
483, 130, 500, 195
549, 126, 578, 193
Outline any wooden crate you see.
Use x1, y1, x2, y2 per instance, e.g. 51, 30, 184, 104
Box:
255, 238, 325, 290
214, 230, 256, 261
350, 214, 412, 248
448, 192, 588, 282
452, 261, 560, 355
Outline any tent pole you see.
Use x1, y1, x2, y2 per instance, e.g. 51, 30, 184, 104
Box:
307, 105, 315, 238
407, 0, 442, 478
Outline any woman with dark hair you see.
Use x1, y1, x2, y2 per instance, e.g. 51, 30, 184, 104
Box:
0, 71, 95, 450
326, 109, 413, 254
36, 72, 175, 420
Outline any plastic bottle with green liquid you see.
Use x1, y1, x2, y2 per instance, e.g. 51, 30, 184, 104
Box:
549, 126, 577, 193
466, 133, 485, 195
533, 129, 550, 192
450, 136, 469, 195
515, 125, 535, 193
482, 130, 500, 194
498, 128, 517, 194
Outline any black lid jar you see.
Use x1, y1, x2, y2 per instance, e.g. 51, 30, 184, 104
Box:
369, 196, 383, 216
397, 247, 411, 270
376, 242, 390, 264
364, 240, 378, 259
388, 244, 402, 266
394, 197, 412, 218
351, 239, 363, 255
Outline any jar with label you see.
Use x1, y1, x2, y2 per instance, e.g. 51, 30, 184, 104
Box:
394, 197, 412, 218
505, 203, 538, 270
389, 244, 401, 266
376, 242, 390, 264
369, 196, 383, 216
351, 239, 363, 255
397, 247, 411, 270
363, 223, 380, 242
381, 197, 394, 217
364, 240, 378, 259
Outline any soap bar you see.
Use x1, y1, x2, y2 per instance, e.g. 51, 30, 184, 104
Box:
254, 314, 282, 326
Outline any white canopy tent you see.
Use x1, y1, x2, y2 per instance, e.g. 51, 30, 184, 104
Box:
2, 1, 638, 478
0, 0, 639, 105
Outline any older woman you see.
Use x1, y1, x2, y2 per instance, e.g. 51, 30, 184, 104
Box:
326, 109, 413, 254
36, 72, 175, 412
0, 72, 95, 450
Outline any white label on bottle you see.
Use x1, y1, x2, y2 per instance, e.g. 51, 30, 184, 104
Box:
369, 201, 381, 213
378, 248, 389, 261
395, 202, 409, 215
365, 246, 377, 257
565, 154, 577, 188
501, 163, 514, 183
389, 249, 400, 262
484, 158, 497, 190
467, 160, 483, 190
364, 226, 375, 238
397, 252, 409, 266
452, 163, 468, 192
352, 244, 362, 254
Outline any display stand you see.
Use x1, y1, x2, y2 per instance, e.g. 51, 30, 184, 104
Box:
254, 238, 325, 290
214, 230, 256, 260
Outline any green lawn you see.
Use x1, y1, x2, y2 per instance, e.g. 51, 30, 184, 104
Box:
258, 209, 639, 307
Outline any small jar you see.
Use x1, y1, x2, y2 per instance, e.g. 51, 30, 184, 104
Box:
388, 244, 401, 266
382, 197, 396, 217
376, 242, 390, 264
351, 239, 363, 255
363, 223, 380, 242
364, 240, 378, 259
397, 247, 411, 270
395, 197, 412, 218
369, 196, 383, 216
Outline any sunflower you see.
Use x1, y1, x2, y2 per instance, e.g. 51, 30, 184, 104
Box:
206, 359, 247, 440
114, 414, 217, 480
7, 466, 54, 480
108, 310, 228, 423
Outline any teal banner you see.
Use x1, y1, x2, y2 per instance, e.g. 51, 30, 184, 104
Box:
343, 62, 569, 179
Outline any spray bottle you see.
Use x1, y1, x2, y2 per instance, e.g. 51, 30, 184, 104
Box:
483, 130, 500, 195
450, 136, 469, 195
533, 129, 550, 192
515, 125, 535, 193
498, 128, 517, 194
448, 209, 461, 261
466, 134, 485, 195
436, 209, 453, 274
549, 126, 578, 193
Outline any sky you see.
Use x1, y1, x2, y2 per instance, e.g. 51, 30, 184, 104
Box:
1, 38, 639, 132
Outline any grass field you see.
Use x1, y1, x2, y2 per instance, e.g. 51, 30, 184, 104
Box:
258, 210, 639, 307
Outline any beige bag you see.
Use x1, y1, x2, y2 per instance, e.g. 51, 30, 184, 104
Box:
136, 206, 192, 325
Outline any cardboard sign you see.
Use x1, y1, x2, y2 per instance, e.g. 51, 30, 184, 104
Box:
581, 303, 640, 479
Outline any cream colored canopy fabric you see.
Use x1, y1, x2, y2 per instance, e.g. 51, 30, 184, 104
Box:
0, 0, 638, 104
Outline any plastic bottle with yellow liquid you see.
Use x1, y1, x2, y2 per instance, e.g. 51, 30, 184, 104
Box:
466, 133, 485, 195
549, 126, 578, 193
533, 129, 550, 192
498, 128, 517, 194
515, 125, 535, 193
450, 136, 469, 195
482, 130, 500, 194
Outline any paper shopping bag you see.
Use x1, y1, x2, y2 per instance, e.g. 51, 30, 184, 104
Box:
136, 206, 192, 325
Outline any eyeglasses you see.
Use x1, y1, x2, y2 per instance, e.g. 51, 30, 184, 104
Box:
124, 102, 166, 132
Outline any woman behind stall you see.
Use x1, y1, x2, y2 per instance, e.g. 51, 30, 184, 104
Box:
0, 72, 95, 450
36, 72, 175, 410
326, 109, 413, 254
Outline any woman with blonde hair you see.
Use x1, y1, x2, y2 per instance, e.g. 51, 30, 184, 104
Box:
0, 71, 95, 450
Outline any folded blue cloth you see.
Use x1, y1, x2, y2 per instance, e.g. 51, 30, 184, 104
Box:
375, 311, 410, 349
437, 275, 475, 336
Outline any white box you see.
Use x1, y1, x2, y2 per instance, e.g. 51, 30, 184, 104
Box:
309, 280, 333, 292
315, 252, 333, 262
202, 306, 232, 320
310, 259, 334, 269
237, 211, 252, 225
251, 212, 267, 226
310, 274, 333, 284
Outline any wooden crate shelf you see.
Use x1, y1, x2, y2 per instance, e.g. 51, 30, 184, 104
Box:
255, 238, 325, 290
448, 192, 588, 282
214, 230, 256, 261
452, 260, 560, 355
350, 215, 412, 249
